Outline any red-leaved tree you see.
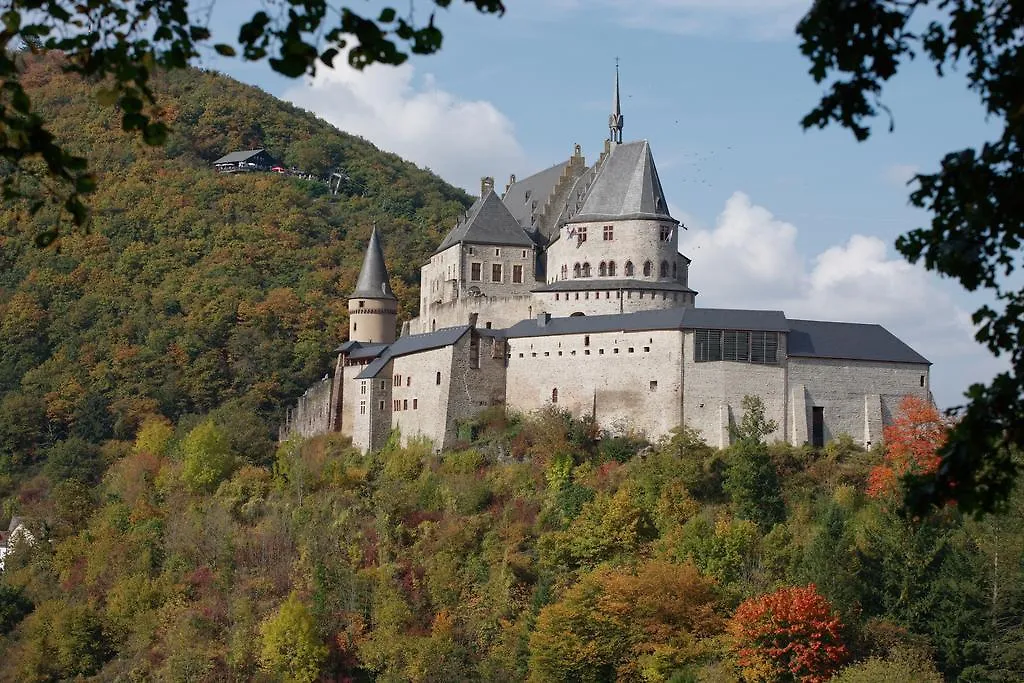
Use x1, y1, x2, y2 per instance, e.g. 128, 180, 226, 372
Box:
867, 395, 950, 498
728, 584, 848, 682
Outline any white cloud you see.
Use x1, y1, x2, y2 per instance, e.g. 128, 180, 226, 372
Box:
884, 163, 920, 187
282, 60, 526, 193
680, 191, 1006, 407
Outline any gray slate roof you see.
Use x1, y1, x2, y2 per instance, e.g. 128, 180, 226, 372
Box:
352, 227, 397, 300
683, 308, 789, 332
213, 149, 267, 164
534, 279, 697, 294
787, 319, 930, 365
435, 190, 535, 254
356, 325, 472, 379
567, 140, 674, 223
502, 161, 570, 230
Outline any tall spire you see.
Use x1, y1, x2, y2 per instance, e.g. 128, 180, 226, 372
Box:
351, 225, 396, 300
608, 59, 624, 144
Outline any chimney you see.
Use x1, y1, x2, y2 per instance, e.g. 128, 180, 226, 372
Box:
536, 312, 550, 327
504, 173, 516, 195
468, 312, 479, 329
481, 176, 494, 196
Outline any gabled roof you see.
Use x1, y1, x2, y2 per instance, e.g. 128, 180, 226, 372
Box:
787, 319, 931, 365
351, 227, 397, 300
501, 161, 570, 230
567, 140, 674, 224
213, 149, 267, 165
356, 325, 473, 379
435, 190, 535, 254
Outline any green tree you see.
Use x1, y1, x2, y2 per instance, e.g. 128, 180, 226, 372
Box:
797, 0, 1024, 515
180, 419, 236, 493
259, 593, 328, 683
0, 0, 505, 238
0, 583, 32, 635
723, 438, 786, 531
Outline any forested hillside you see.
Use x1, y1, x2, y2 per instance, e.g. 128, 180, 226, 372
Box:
2, 54, 1024, 682
0, 53, 471, 493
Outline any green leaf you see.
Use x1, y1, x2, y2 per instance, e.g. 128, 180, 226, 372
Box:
379, 8, 396, 23
320, 47, 339, 68
214, 43, 236, 57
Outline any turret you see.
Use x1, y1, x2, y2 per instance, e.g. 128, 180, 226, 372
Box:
608, 61, 624, 144
348, 226, 397, 343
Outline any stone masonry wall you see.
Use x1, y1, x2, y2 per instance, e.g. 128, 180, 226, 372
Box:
411, 293, 535, 335
543, 288, 694, 317
506, 328, 683, 440
278, 376, 333, 441
787, 357, 931, 447
547, 218, 683, 285
444, 332, 507, 449
680, 330, 789, 448
388, 345, 455, 449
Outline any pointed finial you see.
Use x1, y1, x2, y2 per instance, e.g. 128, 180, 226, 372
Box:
609, 58, 624, 144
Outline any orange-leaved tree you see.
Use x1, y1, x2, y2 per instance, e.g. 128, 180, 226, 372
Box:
867, 395, 950, 498
728, 584, 848, 682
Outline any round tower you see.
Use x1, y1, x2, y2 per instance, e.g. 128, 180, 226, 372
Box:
348, 226, 398, 343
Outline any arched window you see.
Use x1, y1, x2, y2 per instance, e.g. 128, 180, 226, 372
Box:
599, 261, 607, 277
573, 263, 581, 278
608, 261, 617, 277
643, 261, 652, 277
660, 260, 669, 277
582, 262, 591, 277
551, 388, 558, 403
624, 261, 634, 276
436, 371, 442, 385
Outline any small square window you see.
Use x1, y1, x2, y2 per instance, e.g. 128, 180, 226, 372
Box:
650, 380, 658, 391
614, 348, 620, 354
585, 350, 591, 355
643, 346, 650, 352
519, 353, 524, 358
599, 349, 605, 355
544, 351, 550, 356
358, 300, 365, 308
629, 347, 635, 353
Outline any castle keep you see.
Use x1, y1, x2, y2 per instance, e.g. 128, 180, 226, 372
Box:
280, 69, 932, 452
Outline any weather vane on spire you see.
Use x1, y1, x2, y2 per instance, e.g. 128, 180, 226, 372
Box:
609, 58, 624, 144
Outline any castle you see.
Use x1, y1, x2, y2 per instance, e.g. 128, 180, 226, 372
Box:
279, 69, 932, 452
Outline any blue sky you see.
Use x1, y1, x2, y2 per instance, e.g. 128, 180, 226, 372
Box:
203, 0, 1007, 409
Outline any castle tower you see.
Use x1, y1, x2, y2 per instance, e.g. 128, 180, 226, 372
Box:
349, 226, 397, 343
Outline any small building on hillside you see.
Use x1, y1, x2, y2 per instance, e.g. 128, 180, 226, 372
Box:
213, 149, 276, 172
0, 517, 33, 572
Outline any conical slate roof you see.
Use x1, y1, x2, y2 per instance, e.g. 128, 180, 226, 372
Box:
351, 227, 397, 300
567, 140, 673, 223
435, 190, 535, 254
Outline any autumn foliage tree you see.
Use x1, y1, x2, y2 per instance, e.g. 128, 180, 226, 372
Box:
867, 396, 949, 498
729, 584, 849, 683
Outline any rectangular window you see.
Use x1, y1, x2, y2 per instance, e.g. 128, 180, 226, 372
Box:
403, 399, 408, 411
492, 263, 502, 282
495, 248, 501, 257
522, 250, 528, 258
660, 225, 672, 242
360, 382, 367, 395
695, 329, 723, 362
379, 380, 386, 391
471, 262, 482, 281
406, 376, 411, 386
578, 226, 587, 243
650, 380, 658, 391
512, 265, 523, 283
603, 225, 613, 240
359, 401, 366, 415
379, 400, 385, 410
468, 247, 475, 255
413, 399, 418, 410
750, 331, 779, 364
723, 331, 750, 362
812, 407, 825, 448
